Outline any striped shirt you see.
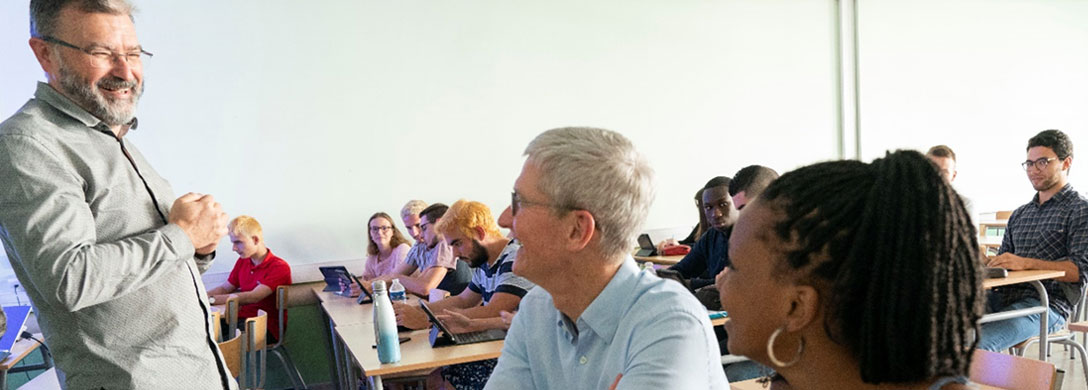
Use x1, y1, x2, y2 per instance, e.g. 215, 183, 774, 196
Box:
995, 183, 1088, 319
468, 240, 534, 304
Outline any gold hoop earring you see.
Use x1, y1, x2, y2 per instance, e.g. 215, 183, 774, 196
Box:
766, 325, 804, 368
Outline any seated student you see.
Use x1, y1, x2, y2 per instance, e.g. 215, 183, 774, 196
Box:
657, 188, 708, 251
668, 176, 737, 290
980, 130, 1088, 351
369, 203, 471, 296
207, 216, 293, 342
486, 127, 728, 390
716, 150, 982, 390
393, 199, 533, 390
401, 199, 428, 244
728, 165, 779, 211
361, 212, 412, 281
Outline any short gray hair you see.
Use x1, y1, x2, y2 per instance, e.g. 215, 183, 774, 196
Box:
400, 200, 428, 220
524, 127, 655, 258
31, 0, 134, 38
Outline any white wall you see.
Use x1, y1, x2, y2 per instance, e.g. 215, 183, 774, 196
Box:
1, 0, 1083, 275
0, 1, 838, 273
858, 0, 1088, 213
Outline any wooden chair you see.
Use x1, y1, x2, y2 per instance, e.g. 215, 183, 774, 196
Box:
242, 310, 269, 390
225, 296, 240, 342
268, 286, 307, 389
970, 349, 1057, 390
218, 329, 245, 381
210, 310, 223, 342
995, 210, 1013, 220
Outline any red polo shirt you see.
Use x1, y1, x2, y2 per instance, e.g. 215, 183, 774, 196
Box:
227, 249, 292, 339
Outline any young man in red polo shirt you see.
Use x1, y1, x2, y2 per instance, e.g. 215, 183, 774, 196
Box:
207, 215, 292, 341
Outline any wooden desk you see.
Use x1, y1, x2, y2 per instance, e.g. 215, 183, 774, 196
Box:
336, 324, 503, 389
981, 270, 1065, 361
0, 333, 51, 390
312, 284, 374, 390
633, 254, 685, 266
982, 270, 1064, 289
313, 285, 374, 327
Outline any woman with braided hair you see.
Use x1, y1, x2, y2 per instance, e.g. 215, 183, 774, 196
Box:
716, 150, 984, 390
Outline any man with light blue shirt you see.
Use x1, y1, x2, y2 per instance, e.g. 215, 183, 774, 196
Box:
486, 127, 729, 389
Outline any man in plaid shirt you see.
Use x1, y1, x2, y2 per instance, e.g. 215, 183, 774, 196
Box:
979, 129, 1088, 351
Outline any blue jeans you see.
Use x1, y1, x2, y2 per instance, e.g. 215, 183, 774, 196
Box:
978, 296, 1066, 351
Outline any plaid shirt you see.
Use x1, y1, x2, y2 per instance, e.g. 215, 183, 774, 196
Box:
994, 183, 1088, 319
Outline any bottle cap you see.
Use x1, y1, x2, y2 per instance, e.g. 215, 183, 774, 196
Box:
373, 280, 387, 293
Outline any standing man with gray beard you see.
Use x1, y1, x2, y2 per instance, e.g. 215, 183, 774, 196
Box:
0, 1, 233, 388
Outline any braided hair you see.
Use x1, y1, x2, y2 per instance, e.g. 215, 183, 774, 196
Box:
759, 150, 983, 384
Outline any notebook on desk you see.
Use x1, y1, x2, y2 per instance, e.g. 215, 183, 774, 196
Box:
419, 299, 506, 347
0, 305, 32, 361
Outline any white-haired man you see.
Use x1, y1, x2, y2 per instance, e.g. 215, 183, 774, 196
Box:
486, 127, 729, 389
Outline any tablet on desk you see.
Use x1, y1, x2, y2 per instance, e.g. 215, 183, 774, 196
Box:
419, 299, 505, 347
0, 305, 32, 361
635, 233, 657, 257
318, 266, 373, 303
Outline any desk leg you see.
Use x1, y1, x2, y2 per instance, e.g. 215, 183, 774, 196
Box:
372, 375, 384, 390
1, 370, 7, 390
1032, 281, 1049, 361
320, 308, 344, 390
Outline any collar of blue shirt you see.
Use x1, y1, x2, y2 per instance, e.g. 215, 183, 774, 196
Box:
560, 259, 643, 343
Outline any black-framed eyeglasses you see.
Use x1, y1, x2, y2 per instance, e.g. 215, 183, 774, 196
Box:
369, 226, 393, 233
1021, 157, 1058, 171
511, 191, 568, 216
40, 36, 153, 67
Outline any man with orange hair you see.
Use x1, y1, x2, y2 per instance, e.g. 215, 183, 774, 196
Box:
393, 199, 532, 389
207, 215, 292, 342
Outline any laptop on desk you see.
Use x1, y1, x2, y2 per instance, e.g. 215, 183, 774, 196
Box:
418, 299, 506, 347
0, 305, 32, 361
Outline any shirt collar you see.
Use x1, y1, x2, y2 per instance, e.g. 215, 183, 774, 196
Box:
33, 81, 139, 135
1031, 183, 1075, 207
483, 240, 516, 277
247, 248, 275, 270
571, 258, 642, 342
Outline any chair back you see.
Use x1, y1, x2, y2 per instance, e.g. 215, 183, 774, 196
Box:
243, 310, 269, 390
969, 349, 1057, 390
210, 310, 222, 342
273, 285, 288, 348
995, 210, 1013, 220
225, 296, 240, 341
217, 329, 244, 379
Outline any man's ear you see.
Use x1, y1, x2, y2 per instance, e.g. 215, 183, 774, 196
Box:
474, 226, 487, 241
564, 210, 596, 251
29, 37, 59, 78
251, 235, 261, 246
1062, 156, 1073, 172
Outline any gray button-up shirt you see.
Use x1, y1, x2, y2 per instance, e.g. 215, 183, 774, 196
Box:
0, 83, 234, 389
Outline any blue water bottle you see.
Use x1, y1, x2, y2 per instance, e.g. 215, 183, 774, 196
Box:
372, 280, 401, 363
